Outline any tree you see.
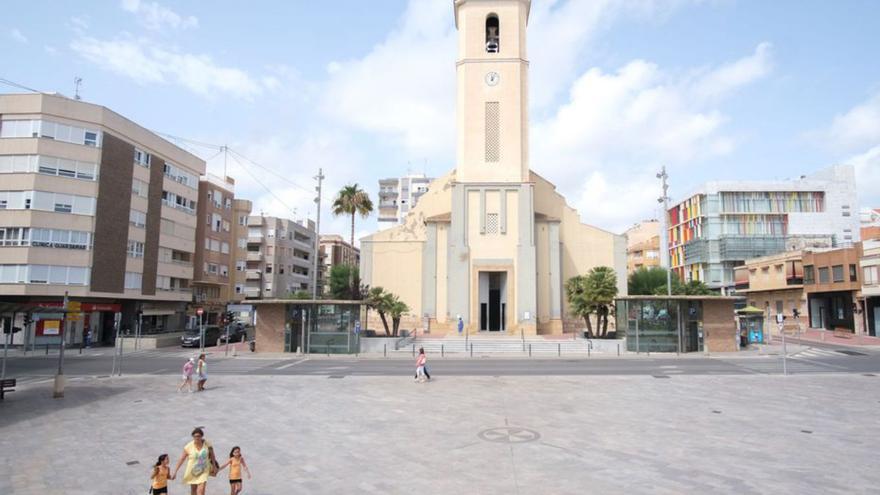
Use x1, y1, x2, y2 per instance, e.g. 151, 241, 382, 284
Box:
650, 274, 716, 296
628, 266, 671, 295
566, 266, 619, 338
388, 297, 410, 337
366, 287, 393, 336
331, 184, 373, 257
288, 290, 312, 300
328, 264, 360, 299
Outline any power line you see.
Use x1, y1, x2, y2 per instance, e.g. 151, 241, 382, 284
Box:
0, 77, 42, 94
228, 152, 299, 219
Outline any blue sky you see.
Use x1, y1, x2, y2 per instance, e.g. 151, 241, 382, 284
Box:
3, 0, 880, 237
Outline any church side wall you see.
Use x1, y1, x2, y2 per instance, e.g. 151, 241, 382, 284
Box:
365, 240, 424, 318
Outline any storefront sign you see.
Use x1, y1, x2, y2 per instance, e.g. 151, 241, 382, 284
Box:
42, 320, 61, 336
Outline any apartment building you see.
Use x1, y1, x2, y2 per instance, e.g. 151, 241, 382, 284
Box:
861, 239, 880, 336
317, 234, 360, 295
244, 215, 316, 299
0, 93, 204, 345
191, 174, 237, 325
734, 250, 807, 328
668, 165, 858, 292
803, 244, 864, 333
624, 220, 661, 273
377, 173, 433, 228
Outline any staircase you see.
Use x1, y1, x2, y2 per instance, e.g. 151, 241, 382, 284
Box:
396, 335, 620, 356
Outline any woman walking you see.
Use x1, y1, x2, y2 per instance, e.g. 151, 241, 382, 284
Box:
150, 454, 171, 494
172, 427, 218, 495
178, 357, 195, 393
219, 446, 252, 495
196, 354, 208, 391
415, 347, 428, 383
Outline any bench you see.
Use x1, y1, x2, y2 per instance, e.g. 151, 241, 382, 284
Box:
0, 378, 16, 399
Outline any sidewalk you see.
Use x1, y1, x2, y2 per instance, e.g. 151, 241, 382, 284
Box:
778, 329, 880, 347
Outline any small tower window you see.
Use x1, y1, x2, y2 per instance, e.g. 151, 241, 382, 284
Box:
486, 14, 499, 53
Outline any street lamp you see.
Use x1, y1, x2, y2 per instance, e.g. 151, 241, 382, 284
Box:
657, 166, 672, 296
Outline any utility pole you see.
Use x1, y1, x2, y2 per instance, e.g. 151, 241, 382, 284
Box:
311, 168, 325, 299
53, 291, 69, 398
657, 166, 672, 296
73, 77, 82, 101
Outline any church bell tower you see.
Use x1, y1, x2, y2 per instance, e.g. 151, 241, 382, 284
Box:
454, 0, 531, 183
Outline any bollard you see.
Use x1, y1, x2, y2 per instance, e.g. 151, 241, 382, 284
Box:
617, 343, 620, 356
79, 342, 83, 355
412, 344, 415, 357
470, 343, 473, 358
558, 343, 561, 357
327, 345, 330, 357
46, 343, 49, 355
441, 344, 444, 357
384, 344, 387, 358
529, 343, 532, 357
588, 346, 591, 358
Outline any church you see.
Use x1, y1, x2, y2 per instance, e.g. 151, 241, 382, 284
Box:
360, 0, 627, 335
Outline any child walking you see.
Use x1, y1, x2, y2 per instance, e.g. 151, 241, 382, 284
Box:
178, 357, 195, 392
414, 347, 428, 383
219, 446, 251, 495
150, 454, 172, 494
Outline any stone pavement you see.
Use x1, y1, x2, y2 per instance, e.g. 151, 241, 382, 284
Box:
1, 372, 879, 494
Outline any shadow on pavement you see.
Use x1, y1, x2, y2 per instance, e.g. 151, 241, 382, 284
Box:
0, 380, 132, 429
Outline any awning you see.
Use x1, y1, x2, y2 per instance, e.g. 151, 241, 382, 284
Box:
736, 306, 765, 315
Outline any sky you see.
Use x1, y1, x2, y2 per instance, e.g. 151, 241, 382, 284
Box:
3, 0, 880, 239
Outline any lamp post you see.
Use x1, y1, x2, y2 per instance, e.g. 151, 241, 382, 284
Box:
657, 166, 672, 296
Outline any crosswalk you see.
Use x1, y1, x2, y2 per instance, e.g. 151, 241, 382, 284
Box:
791, 348, 843, 359
729, 356, 838, 374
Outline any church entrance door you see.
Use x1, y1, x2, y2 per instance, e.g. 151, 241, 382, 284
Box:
479, 271, 507, 331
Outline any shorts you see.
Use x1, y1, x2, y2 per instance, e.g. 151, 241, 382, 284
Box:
230, 479, 242, 484
151, 487, 168, 494
182, 374, 192, 380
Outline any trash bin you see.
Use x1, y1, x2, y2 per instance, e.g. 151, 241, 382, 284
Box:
248, 340, 255, 352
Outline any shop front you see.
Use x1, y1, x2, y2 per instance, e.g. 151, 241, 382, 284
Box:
252, 299, 363, 354
616, 296, 742, 353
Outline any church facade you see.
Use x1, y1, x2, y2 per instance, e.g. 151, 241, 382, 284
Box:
360, 0, 627, 335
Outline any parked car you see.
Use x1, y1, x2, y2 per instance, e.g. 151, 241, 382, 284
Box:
181, 326, 222, 348
218, 323, 248, 344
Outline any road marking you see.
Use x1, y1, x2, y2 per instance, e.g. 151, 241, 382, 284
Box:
275, 359, 308, 370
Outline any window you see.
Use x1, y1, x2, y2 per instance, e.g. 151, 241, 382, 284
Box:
225, 198, 232, 209
162, 190, 196, 214
485, 213, 499, 234
210, 239, 221, 252
850, 264, 858, 282
221, 242, 230, 254
0, 120, 100, 146
130, 209, 147, 228
134, 148, 151, 167
266, 265, 273, 274
238, 215, 247, 226
236, 261, 246, 271
0, 155, 97, 180
207, 263, 218, 275
124, 272, 142, 290
818, 267, 829, 284
222, 220, 230, 232
485, 102, 500, 162
804, 265, 815, 284
237, 237, 246, 248
235, 284, 243, 294
132, 179, 149, 198
0, 264, 88, 285
163, 163, 197, 189
212, 190, 223, 208
865, 266, 880, 286
24, 228, 90, 250
485, 14, 499, 53
220, 265, 229, 277
211, 213, 222, 232
832, 265, 844, 283
127, 240, 145, 258
775, 300, 783, 314
54, 194, 73, 213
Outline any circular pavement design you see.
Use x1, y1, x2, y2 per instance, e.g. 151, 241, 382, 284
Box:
477, 426, 541, 444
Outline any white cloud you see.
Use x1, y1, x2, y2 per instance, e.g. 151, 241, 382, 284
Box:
120, 0, 198, 31
70, 36, 271, 100
843, 145, 880, 208
44, 45, 58, 55
530, 44, 773, 231
9, 28, 28, 44
572, 171, 664, 233
69, 15, 90, 32
823, 92, 880, 151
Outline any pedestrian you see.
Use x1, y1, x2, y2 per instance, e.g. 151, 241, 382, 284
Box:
414, 347, 427, 383
196, 353, 208, 391
457, 316, 464, 335
219, 446, 252, 495
84, 326, 92, 348
150, 454, 171, 494
172, 427, 219, 495
178, 357, 195, 393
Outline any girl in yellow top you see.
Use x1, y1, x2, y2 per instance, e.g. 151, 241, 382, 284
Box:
150, 454, 170, 494
219, 446, 251, 495
172, 427, 218, 495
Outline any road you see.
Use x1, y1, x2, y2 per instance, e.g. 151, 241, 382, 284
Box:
3, 340, 879, 384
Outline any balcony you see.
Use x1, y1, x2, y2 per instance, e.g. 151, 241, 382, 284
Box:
243, 287, 261, 298
246, 251, 263, 262
246, 269, 261, 280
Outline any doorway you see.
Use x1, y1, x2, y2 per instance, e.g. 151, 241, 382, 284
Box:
479, 271, 507, 331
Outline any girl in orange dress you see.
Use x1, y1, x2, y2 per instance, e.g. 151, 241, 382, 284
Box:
150, 454, 170, 494
219, 446, 251, 495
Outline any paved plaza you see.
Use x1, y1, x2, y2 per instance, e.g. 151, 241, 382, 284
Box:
1, 371, 879, 494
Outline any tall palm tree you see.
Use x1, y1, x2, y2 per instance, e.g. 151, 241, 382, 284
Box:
331, 184, 374, 253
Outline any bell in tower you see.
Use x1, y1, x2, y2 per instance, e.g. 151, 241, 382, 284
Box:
486, 14, 499, 53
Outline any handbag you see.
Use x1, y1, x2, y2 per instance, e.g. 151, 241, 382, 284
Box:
209, 446, 220, 477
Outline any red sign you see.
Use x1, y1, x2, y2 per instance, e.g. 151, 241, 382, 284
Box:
196, 308, 204, 316
28, 302, 122, 312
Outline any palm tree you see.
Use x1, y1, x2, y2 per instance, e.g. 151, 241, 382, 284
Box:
565, 266, 619, 338
331, 184, 374, 252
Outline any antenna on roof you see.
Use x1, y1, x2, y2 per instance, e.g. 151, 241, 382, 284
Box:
73, 77, 82, 100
